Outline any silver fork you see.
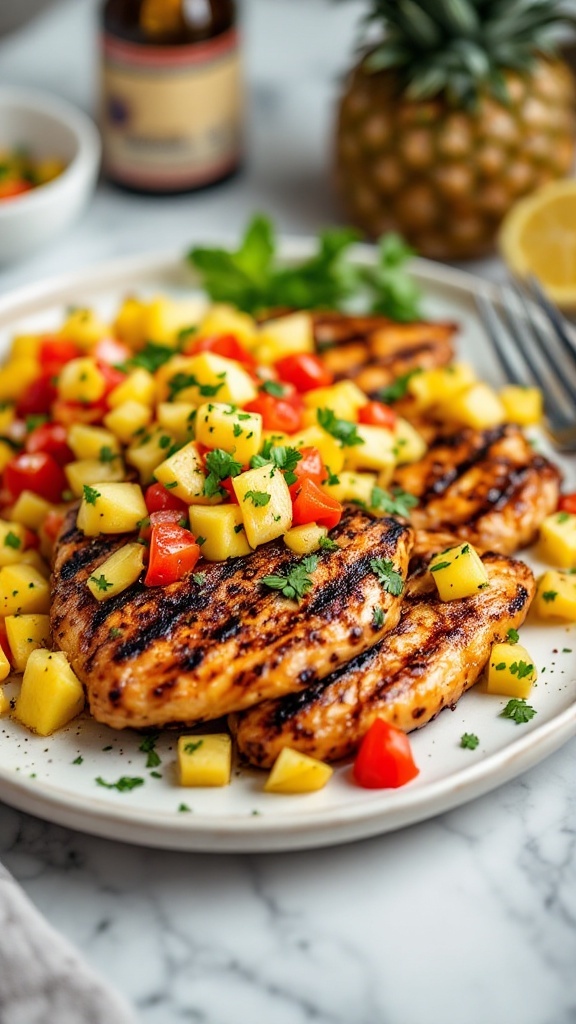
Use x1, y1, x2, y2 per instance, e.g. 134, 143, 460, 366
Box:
476, 276, 576, 452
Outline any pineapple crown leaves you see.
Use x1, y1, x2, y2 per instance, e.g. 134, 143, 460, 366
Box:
354, 0, 576, 107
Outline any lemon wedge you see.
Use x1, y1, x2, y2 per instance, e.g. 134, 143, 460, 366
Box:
499, 179, 576, 310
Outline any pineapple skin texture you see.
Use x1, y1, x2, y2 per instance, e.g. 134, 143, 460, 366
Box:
335, 58, 576, 259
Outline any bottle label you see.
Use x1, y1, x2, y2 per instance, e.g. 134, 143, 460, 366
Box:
101, 28, 242, 190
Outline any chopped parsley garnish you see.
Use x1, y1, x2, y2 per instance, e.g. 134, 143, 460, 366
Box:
168, 372, 224, 400
262, 554, 318, 602
139, 733, 161, 769
203, 448, 242, 498
178, 803, 192, 812
99, 445, 119, 464
4, 531, 21, 550
260, 380, 286, 397
250, 442, 302, 485
244, 490, 271, 507
72, 755, 83, 765
318, 535, 339, 552
109, 627, 123, 640
83, 484, 100, 505
430, 560, 451, 573
372, 606, 385, 628
377, 370, 421, 404
233, 423, 243, 437
323, 468, 340, 486
370, 486, 418, 519
184, 740, 204, 755
317, 408, 364, 447
506, 628, 519, 644
177, 325, 197, 343
95, 776, 145, 792
542, 590, 558, 603
557, 512, 571, 524
90, 574, 113, 592
500, 698, 537, 725
370, 557, 404, 596
120, 341, 174, 374
509, 660, 534, 679
460, 733, 479, 750
192, 572, 205, 586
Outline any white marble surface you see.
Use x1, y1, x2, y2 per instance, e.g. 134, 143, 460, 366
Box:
0, 2, 575, 1022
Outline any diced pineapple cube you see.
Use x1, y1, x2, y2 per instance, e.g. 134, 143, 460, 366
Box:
113, 296, 147, 348
8, 491, 54, 531
68, 424, 121, 462
538, 511, 576, 568
233, 464, 292, 547
500, 385, 543, 426
407, 363, 476, 408
107, 368, 156, 409
188, 505, 251, 560
284, 523, 328, 555
486, 642, 537, 699
0, 686, 8, 715
87, 543, 145, 601
256, 312, 314, 364
264, 746, 333, 794
157, 402, 197, 442
393, 417, 427, 465
437, 382, 506, 429
195, 402, 262, 464
429, 542, 488, 601
58, 357, 106, 403
344, 424, 396, 473
18, 549, 50, 578
0, 520, 27, 567
65, 459, 126, 497
154, 440, 216, 504
76, 482, 147, 536
291, 425, 346, 475
322, 470, 377, 507
0, 359, 39, 402
125, 428, 176, 485
104, 400, 153, 444
534, 569, 576, 620
0, 440, 15, 474
0, 644, 10, 681
177, 734, 232, 787
59, 308, 108, 349
10, 334, 40, 360
14, 649, 84, 736
161, 353, 257, 407
303, 381, 368, 422
197, 304, 257, 348
5, 613, 50, 672
142, 296, 206, 347
0, 564, 50, 615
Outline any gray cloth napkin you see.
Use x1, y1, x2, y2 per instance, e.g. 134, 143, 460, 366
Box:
0, 863, 137, 1024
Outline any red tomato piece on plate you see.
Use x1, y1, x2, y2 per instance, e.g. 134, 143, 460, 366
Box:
25, 422, 73, 467
245, 391, 304, 434
358, 401, 397, 430
4, 451, 67, 504
275, 353, 333, 393
353, 719, 419, 789
558, 493, 576, 515
144, 523, 200, 587
16, 374, 58, 418
145, 482, 189, 514
38, 337, 82, 376
291, 477, 342, 530
186, 333, 256, 368
289, 446, 325, 494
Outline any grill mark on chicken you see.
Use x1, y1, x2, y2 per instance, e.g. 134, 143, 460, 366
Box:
393, 424, 561, 555
232, 552, 535, 767
51, 507, 413, 729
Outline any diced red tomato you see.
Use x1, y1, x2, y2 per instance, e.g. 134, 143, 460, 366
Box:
93, 338, 132, 367
275, 353, 333, 393
144, 522, 200, 586
38, 337, 82, 377
358, 401, 397, 430
3, 451, 67, 504
25, 422, 73, 467
139, 509, 188, 543
0, 179, 32, 200
16, 374, 58, 418
23, 527, 40, 550
220, 476, 240, 504
42, 509, 66, 544
291, 477, 342, 530
245, 391, 304, 434
186, 332, 257, 368
353, 718, 419, 789
145, 482, 189, 515
558, 493, 576, 515
0, 622, 12, 665
289, 446, 325, 495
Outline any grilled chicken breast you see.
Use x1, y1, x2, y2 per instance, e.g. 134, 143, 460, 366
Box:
232, 551, 535, 767
393, 424, 561, 555
310, 312, 456, 394
51, 508, 413, 730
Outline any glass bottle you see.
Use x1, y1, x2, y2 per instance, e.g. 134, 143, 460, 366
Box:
100, 0, 242, 193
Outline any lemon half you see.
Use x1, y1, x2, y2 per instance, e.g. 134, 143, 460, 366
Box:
499, 178, 576, 310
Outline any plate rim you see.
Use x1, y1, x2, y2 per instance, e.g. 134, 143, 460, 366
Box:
0, 241, 573, 852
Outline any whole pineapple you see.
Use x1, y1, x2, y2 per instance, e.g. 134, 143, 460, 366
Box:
335, 0, 576, 259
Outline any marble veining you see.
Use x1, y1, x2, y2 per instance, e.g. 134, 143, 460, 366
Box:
1, 1, 576, 1022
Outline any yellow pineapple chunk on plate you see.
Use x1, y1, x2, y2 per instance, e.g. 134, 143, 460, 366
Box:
486, 642, 537, 699
177, 734, 232, 787
538, 511, 576, 568
14, 649, 85, 736
429, 542, 488, 601
264, 747, 333, 794
5, 613, 50, 672
534, 570, 576, 620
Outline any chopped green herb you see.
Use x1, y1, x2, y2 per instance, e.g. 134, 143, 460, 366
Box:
119, 341, 173, 374
507, 628, 519, 644
89, 574, 113, 592
244, 490, 271, 507
83, 484, 100, 505
494, 662, 506, 671
377, 370, 421, 404
192, 572, 205, 586
370, 486, 418, 519
500, 698, 537, 725
370, 557, 404, 596
250, 442, 302, 485
177, 325, 197, 343
4, 531, 21, 550
460, 733, 479, 750
372, 606, 385, 627
72, 755, 83, 765
108, 627, 123, 640
509, 660, 534, 680
164, 481, 178, 489
95, 776, 145, 792
184, 740, 204, 755
260, 380, 286, 397
139, 733, 161, 769
203, 448, 242, 498
317, 408, 364, 447
233, 423, 243, 438
324, 468, 340, 486
99, 445, 119, 464
178, 803, 191, 812
25, 414, 48, 433
430, 560, 451, 573
168, 372, 224, 401
319, 535, 339, 552
233, 524, 244, 534
557, 512, 571, 524
542, 590, 558, 603
262, 554, 318, 602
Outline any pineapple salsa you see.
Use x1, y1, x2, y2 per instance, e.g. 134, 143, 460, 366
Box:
0, 224, 572, 795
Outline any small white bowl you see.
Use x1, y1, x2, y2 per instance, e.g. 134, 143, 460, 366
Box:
0, 87, 101, 264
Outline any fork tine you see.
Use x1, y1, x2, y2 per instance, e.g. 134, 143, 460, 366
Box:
475, 293, 526, 386
509, 280, 576, 407
527, 275, 576, 359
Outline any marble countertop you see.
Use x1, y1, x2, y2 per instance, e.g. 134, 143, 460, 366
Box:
1, 2, 575, 1022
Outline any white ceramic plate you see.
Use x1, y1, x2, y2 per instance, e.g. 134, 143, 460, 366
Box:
0, 243, 574, 853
